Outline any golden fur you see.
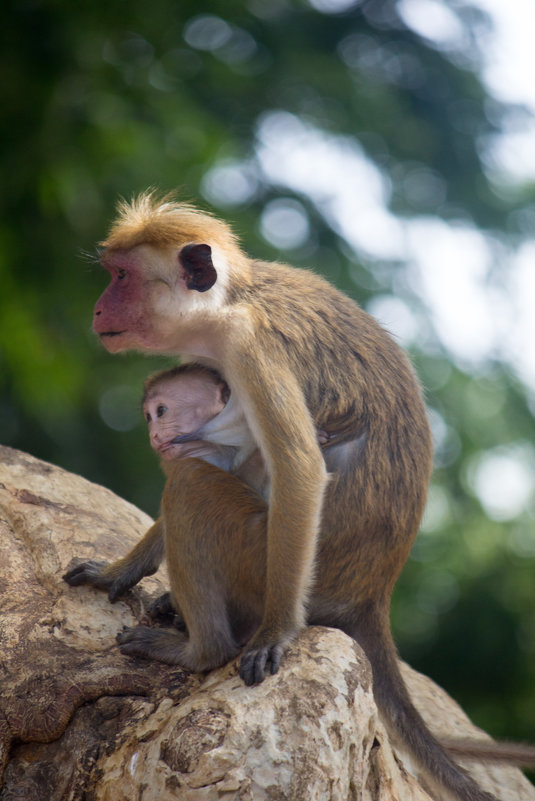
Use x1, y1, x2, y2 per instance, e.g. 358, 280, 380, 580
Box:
64, 192, 523, 801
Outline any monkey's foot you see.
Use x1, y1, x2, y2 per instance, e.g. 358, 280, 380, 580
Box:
117, 625, 189, 665
117, 625, 238, 672
239, 642, 285, 685
63, 559, 141, 602
63, 560, 112, 591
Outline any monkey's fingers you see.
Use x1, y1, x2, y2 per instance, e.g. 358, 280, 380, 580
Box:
62, 560, 110, 587
107, 576, 139, 603
117, 625, 193, 666
147, 592, 175, 619
116, 625, 153, 658
117, 626, 140, 642
239, 643, 284, 685
145, 592, 186, 629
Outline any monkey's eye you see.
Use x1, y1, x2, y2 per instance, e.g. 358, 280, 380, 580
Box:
156, 405, 168, 418
145, 412, 152, 423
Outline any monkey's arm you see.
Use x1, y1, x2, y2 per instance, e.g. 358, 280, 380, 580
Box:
63, 517, 164, 602
231, 349, 328, 685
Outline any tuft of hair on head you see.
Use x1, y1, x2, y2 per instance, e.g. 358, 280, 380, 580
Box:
99, 189, 241, 253
142, 362, 231, 407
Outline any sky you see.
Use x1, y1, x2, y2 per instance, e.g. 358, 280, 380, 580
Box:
392, 0, 535, 390
203, 0, 535, 521
204, 1, 535, 385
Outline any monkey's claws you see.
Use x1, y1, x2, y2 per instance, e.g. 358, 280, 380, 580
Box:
117, 626, 136, 643
239, 643, 284, 685
147, 592, 175, 620
63, 560, 109, 587
63, 559, 133, 602
116, 625, 152, 658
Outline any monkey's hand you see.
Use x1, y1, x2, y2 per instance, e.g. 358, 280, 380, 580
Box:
239, 637, 286, 685
62, 559, 138, 603
146, 591, 175, 619
145, 592, 186, 630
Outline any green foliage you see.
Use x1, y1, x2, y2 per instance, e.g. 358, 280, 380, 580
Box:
1, 0, 534, 745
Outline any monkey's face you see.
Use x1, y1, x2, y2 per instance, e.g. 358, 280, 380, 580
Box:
93, 248, 158, 352
143, 375, 226, 461
93, 243, 226, 355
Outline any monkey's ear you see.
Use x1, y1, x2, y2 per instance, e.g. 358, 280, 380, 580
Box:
179, 244, 217, 292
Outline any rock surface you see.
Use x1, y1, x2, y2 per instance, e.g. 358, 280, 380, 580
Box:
0, 444, 533, 801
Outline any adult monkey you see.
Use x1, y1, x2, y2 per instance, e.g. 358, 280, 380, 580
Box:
91, 191, 496, 801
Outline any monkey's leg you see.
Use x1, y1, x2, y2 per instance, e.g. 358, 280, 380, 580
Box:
117, 486, 240, 670
122, 459, 267, 673
155, 537, 240, 671
117, 583, 239, 672
164, 477, 268, 672
63, 518, 164, 602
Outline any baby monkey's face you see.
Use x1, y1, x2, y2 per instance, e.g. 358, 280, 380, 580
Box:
143, 375, 226, 461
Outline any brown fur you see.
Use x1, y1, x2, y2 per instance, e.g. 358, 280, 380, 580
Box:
100, 191, 241, 254
69, 191, 531, 801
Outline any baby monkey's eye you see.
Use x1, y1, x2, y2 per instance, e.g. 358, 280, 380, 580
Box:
157, 405, 168, 418
145, 412, 151, 423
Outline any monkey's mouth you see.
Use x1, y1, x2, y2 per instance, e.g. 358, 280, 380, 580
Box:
158, 436, 205, 460
158, 441, 176, 453
157, 440, 185, 460
100, 330, 127, 338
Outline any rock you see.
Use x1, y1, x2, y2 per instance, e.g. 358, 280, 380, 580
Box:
0, 445, 533, 801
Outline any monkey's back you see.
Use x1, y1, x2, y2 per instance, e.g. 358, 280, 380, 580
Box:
238, 260, 434, 612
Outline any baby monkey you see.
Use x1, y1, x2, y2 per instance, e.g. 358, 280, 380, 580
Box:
143, 363, 329, 492
65, 363, 331, 669
66, 364, 269, 669
135, 362, 271, 668
144, 363, 234, 468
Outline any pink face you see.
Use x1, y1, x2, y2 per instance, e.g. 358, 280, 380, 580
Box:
143, 375, 226, 461
93, 243, 218, 354
93, 250, 158, 353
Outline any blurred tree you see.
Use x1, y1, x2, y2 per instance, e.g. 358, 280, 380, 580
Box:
1, 0, 534, 751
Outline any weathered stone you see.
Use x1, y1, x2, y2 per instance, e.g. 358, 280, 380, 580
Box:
0, 445, 533, 801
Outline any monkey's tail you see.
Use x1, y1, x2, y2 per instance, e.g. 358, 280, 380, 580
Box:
351, 603, 500, 801
443, 738, 535, 767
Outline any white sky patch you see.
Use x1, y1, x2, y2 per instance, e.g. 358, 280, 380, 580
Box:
397, 0, 465, 50
201, 159, 259, 206
398, 0, 535, 182
256, 111, 405, 260
250, 4, 535, 520
467, 444, 535, 521
260, 197, 311, 249
486, 119, 535, 183
507, 241, 535, 388
256, 113, 528, 377
472, 0, 535, 112
404, 218, 512, 365
366, 295, 418, 346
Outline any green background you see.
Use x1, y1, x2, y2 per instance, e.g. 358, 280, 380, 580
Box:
2, 0, 534, 752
